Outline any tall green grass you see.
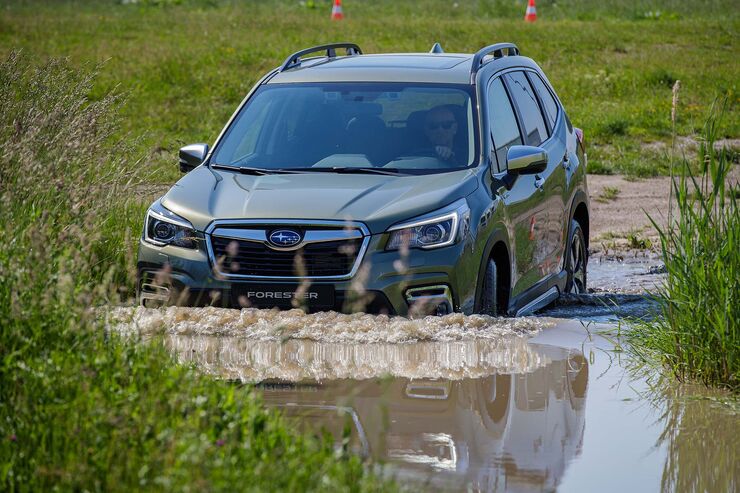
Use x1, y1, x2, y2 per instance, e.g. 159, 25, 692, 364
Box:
0, 52, 392, 491
628, 104, 739, 391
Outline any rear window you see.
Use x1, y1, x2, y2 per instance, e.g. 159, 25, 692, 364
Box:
527, 72, 559, 131
504, 72, 549, 147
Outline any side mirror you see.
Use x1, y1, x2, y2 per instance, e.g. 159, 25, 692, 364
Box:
507, 145, 548, 175
179, 143, 209, 173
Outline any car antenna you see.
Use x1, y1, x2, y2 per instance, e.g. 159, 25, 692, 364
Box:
430, 42, 444, 54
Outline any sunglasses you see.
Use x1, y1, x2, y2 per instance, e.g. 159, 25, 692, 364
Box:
426, 120, 455, 131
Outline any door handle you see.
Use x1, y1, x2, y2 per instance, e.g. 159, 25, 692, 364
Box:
534, 175, 545, 190
562, 152, 570, 169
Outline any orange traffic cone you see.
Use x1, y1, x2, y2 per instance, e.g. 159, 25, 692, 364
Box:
524, 0, 537, 22
331, 0, 344, 20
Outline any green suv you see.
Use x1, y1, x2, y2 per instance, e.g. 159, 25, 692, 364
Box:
138, 42, 589, 316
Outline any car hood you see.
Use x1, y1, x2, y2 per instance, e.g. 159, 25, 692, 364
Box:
161, 166, 479, 234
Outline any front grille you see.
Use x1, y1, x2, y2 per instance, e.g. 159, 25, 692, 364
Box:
211, 236, 362, 277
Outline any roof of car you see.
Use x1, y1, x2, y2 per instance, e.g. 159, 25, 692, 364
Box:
267, 52, 538, 85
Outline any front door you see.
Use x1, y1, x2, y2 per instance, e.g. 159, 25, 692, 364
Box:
503, 71, 567, 282
487, 76, 542, 298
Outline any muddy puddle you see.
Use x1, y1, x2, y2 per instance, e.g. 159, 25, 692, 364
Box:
109, 254, 738, 492
539, 252, 665, 321
587, 251, 666, 294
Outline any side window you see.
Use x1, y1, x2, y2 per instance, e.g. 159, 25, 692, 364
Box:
527, 72, 559, 131
487, 78, 522, 171
504, 71, 549, 147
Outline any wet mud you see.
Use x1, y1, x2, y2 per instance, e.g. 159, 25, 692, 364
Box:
538, 252, 664, 321
586, 251, 666, 294
109, 252, 739, 492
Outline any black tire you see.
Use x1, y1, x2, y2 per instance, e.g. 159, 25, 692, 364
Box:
481, 258, 499, 316
565, 219, 588, 294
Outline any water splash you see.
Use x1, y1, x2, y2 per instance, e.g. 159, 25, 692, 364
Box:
109, 306, 551, 344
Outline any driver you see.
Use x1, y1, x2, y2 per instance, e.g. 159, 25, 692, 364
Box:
424, 106, 459, 164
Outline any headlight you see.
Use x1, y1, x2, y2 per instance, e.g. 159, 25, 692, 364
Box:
144, 201, 197, 249
386, 200, 470, 250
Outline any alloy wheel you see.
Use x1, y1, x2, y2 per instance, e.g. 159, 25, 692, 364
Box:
568, 231, 586, 294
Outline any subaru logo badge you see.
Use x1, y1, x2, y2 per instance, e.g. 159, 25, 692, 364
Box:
268, 229, 302, 248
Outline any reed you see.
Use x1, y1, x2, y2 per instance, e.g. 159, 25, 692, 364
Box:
628, 102, 739, 391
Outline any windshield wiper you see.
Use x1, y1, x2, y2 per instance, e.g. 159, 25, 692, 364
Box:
291, 167, 406, 176
212, 164, 406, 176
211, 164, 302, 175
212, 164, 269, 175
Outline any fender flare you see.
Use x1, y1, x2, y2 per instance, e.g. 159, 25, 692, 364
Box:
567, 190, 589, 241
474, 225, 511, 313
568, 189, 590, 223
563, 190, 590, 279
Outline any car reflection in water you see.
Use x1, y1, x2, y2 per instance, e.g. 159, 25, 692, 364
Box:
167, 335, 588, 492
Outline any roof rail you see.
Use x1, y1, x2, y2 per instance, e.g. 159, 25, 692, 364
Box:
430, 42, 444, 54
469, 43, 520, 83
279, 43, 362, 72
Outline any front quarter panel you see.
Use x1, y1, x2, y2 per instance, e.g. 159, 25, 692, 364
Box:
160, 166, 221, 231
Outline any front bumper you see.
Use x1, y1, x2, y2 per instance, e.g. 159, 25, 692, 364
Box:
137, 234, 475, 316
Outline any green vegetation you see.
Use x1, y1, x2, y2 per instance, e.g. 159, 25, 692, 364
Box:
0, 1, 738, 487
0, 53, 392, 491
628, 106, 739, 391
596, 185, 620, 203
626, 229, 653, 250
0, 0, 737, 179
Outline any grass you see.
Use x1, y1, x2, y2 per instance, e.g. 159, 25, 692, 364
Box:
0, 0, 738, 179
627, 104, 739, 391
596, 185, 620, 203
626, 229, 653, 250
0, 52, 393, 491
0, 0, 738, 486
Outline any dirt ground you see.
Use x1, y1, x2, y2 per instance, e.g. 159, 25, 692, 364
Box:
588, 174, 670, 247
587, 168, 739, 251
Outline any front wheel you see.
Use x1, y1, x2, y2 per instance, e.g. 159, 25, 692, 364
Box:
565, 219, 587, 294
481, 258, 499, 316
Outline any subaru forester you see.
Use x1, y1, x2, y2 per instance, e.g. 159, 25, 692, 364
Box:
138, 42, 590, 316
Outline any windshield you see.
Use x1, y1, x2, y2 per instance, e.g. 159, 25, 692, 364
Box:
210, 83, 479, 174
